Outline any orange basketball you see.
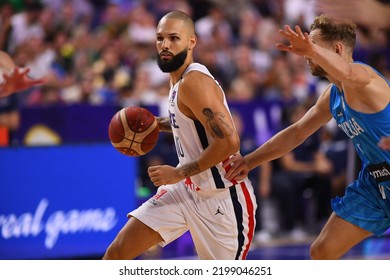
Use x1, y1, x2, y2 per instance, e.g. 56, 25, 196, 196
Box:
108, 106, 159, 156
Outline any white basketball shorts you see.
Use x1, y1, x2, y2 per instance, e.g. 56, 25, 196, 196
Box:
129, 178, 257, 260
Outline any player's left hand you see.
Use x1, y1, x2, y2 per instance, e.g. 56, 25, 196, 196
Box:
223, 154, 249, 181
378, 136, 390, 150
1, 67, 47, 98
276, 25, 313, 57
148, 165, 182, 187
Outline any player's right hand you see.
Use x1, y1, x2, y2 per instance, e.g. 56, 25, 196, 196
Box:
148, 164, 183, 187
1, 67, 47, 97
223, 154, 249, 181
275, 25, 313, 57
155, 117, 172, 133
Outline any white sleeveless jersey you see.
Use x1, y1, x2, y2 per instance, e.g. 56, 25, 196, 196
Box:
167, 63, 238, 191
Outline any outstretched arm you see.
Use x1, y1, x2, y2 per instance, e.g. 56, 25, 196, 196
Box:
1, 68, 47, 97
0, 51, 46, 98
225, 88, 332, 181
276, 25, 370, 89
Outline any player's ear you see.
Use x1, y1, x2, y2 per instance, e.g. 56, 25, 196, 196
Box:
334, 43, 342, 55
189, 34, 197, 50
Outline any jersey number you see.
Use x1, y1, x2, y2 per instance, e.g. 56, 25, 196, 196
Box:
174, 136, 185, 158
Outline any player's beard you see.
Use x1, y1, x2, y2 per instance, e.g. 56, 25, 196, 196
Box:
157, 47, 188, 73
309, 62, 327, 77
311, 66, 327, 77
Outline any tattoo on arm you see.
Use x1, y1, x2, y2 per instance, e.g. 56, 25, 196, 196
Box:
181, 161, 201, 177
156, 117, 172, 132
202, 108, 232, 139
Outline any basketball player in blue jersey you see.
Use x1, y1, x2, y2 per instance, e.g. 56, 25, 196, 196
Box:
0, 50, 46, 97
103, 10, 257, 260
224, 14, 390, 259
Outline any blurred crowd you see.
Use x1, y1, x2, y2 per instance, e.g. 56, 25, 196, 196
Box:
1, 0, 389, 245
1, 0, 387, 108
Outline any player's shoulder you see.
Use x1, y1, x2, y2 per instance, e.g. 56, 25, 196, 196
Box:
353, 61, 381, 77
185, 62, 209, 73
353, 61, 389, 88
181, 64, 214, 86
179, 64, 220, 104
183, 63, 212, 79
182, 70, 211, 84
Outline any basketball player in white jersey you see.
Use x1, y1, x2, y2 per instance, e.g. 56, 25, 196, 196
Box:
0, 51, 46, 98
103, 10, 257, 260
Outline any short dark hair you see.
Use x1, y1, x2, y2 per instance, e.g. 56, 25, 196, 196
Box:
310, 14, 356, 50
161, 10, 195, 35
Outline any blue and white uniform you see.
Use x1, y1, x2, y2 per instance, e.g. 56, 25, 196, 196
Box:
130, 63, 257, 259
330, 61, 390, 235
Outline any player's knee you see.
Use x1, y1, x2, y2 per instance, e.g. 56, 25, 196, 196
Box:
310, 241, 323, 259
103, 242, 123, 260
310, 239, 331, 260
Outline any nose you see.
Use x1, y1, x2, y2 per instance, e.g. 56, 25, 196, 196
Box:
161, 38, 170, 50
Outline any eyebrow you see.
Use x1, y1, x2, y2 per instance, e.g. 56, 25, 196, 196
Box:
156, 32, 181, 37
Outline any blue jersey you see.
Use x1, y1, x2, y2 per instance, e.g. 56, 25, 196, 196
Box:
329, 62, 390, 185
329, 62, 390, 235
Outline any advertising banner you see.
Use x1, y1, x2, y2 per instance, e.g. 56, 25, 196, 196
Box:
0, 144, 137, 259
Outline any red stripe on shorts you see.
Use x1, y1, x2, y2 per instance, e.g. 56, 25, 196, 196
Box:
240, 181, 255, 259
222, 158, 238, 185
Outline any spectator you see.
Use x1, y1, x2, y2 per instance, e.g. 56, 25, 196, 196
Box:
270, 103, 333, 238
26, 84, 64, 106
316, 0, 390, 30
7, 1, 45, 53
0, 1, 14, 50
195, 3, 233, 45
